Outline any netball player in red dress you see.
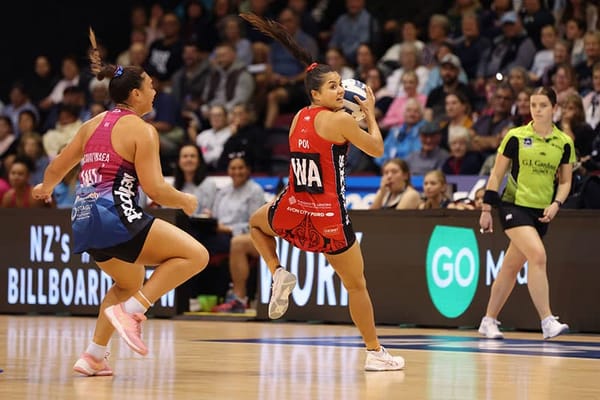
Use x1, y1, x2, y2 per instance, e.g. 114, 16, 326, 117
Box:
241, 13, 404, 371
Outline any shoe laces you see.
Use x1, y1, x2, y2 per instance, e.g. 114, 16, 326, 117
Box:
131, 313, 146, 337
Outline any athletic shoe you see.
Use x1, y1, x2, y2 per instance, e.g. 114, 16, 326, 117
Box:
364, 346, 405, 371
211, 298, 247, 313
268, 268, 297, 319
478, 316, 504, 339
73, 352, 113, 377
542, 316, 569, 339
104, 303, 148, 356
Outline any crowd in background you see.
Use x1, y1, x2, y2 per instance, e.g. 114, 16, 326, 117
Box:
2, 0, 600, 213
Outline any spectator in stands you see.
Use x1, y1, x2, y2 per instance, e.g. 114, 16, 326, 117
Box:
201, 43, 255, 119
17, 110, 40, 139
583, 62, 600, 129
39, 55, 90, 113
325, 47, 355, 80
328, 0, 380, 64
181, 0, 216, 51
42, 104, 83, 159
0, 116, 17, 174
574, 31, 600, 96
375, 98, 426, 167
42, 86, 91, 133
129, 3, 163, 48
418, 169, 451, 209
218, 103, 268, 173
288, 0, 320, 39
209, 155, 266, 313
513, 87, 534, 126
424, 43, 470, 97
146, 12, 184, 85
385, 42, 429, 97
263, 8, 317, 128
26, 55, 58, 120
425, 53, 477, 121
1, 156, 46, 208
370, 158, 421, 210
477, 11, 536, 82
557, 0, 598, 36
442, 125, 483, 175
519, 0, 555, 50
116, 28, 149, 67
541, 39, 571, 87
53, 161, 80, 209
447, 0, 482, 39
454, 12, 492, 82
17, 132, 48, 185
529, 24, 558, 84
405, 121, 450, 175
217, 15, 254, 67
422, 14, 451, 68
471, 83, 515, 155
558, 93, 597, 159
364, 67, 393, 121
564, 17, 586, 67
171, 41, 210, 119
379, 20, 425, 76
2, 82, 39, 138
194, 105, 232, 171
439, 90, 474, 149
353, 43, 378, 83
381, 70, 427, 131
551, 63, 579, 122
173, 144, 217, 214
479, 0, 515, 40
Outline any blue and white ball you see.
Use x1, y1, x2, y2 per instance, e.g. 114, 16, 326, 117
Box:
341, 78, 367, 121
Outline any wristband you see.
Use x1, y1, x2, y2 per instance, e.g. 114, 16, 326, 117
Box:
553, 199, 563, 207
483, 190, 501, 207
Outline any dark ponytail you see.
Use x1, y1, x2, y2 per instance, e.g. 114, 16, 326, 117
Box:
88, 27, 145, 105
239, 13, 334, 101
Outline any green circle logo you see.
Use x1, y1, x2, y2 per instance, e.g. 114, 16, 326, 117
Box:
426, 226, 479, 318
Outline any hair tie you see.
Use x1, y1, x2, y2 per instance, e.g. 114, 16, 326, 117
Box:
113, 65, 124, 78
306, 62, 318, 72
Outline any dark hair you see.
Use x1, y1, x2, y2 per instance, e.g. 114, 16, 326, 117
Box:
11, 155, 35, 173
173, 144, 208, 190
239, 12, 334, 101
89, 29, 145, 105
532, 86, 558, 106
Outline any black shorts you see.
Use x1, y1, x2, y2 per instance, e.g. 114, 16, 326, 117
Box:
87, 219, 155, 263
498, 202, 549, 237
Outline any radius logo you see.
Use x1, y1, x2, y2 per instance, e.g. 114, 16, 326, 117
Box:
426, 226, 479, 318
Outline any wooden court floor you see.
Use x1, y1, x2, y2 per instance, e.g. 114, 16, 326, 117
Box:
1, 315, 599, 400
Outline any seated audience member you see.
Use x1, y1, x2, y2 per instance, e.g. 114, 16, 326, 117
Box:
582, 62, 600, 130
1, 157, 47, 208
405, 121, 450, 176
380, 70, 427, 131
217, 103, 268, 173
418, 169, 451, 210
558, 93, 597, 161
364, 67, 393, 122
325, 47, 355, 80
0, 116, 18, 171
575, 31, 600, 96
552, 63, 579, 122
375, 98, 426, 168
263, 8, 317, 128
512, 87, 533, 126
42, 104, 83, 159
471, 83, 515, 155
328, 0, 380, 63
17, 133, 49, 185
217, 15, 253, 66
439, 90, 473, 149
448, 186, 485, 210
194, 105, 232, 170
423, 43, 469, 97
353, 43, 378, 83
53, 163, 80, 209
17, 110, 41, 138
422, 14, 451, 68
2, 82, 39, 137
564, 17, 586, 67
370, 158, 421, 210
442, 126, 483, 175
173, 143, 217, 214
385, 42, 429, 97
529, 24, 557, 85
207, 156, 266, 313
453, 12, 491, 82
379, 20, 425, 75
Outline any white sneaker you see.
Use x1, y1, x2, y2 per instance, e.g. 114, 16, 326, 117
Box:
542, 316, 569, 339
268, 268, 297, 319
364, 346, 405, 371
478, 316, 504, 339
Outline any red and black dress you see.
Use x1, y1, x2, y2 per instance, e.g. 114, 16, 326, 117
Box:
268, 106, 356, 254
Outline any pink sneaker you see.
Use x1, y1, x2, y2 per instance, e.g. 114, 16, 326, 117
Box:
73, 352, 113, 377
104, 303, 148, 356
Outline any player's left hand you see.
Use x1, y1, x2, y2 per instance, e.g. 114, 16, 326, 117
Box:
539, 202, 559, 223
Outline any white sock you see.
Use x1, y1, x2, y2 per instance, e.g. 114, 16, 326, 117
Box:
86, 341, 107, 360
123, 296, 148, 314
541, 315, 555, 325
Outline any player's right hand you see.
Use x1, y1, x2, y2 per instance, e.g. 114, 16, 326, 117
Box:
181, 193, 198, 216
479, 210, 493, 233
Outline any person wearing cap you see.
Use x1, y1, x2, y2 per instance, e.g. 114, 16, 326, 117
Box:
476, 10, 536, 82
404, 120, 449, 175
424, 52, 477, 121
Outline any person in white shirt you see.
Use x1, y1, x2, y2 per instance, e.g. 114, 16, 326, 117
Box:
194, 105, 232, 170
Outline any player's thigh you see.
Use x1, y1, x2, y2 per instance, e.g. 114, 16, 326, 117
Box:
96, 258, 145, 290
324, 241, 366, 290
